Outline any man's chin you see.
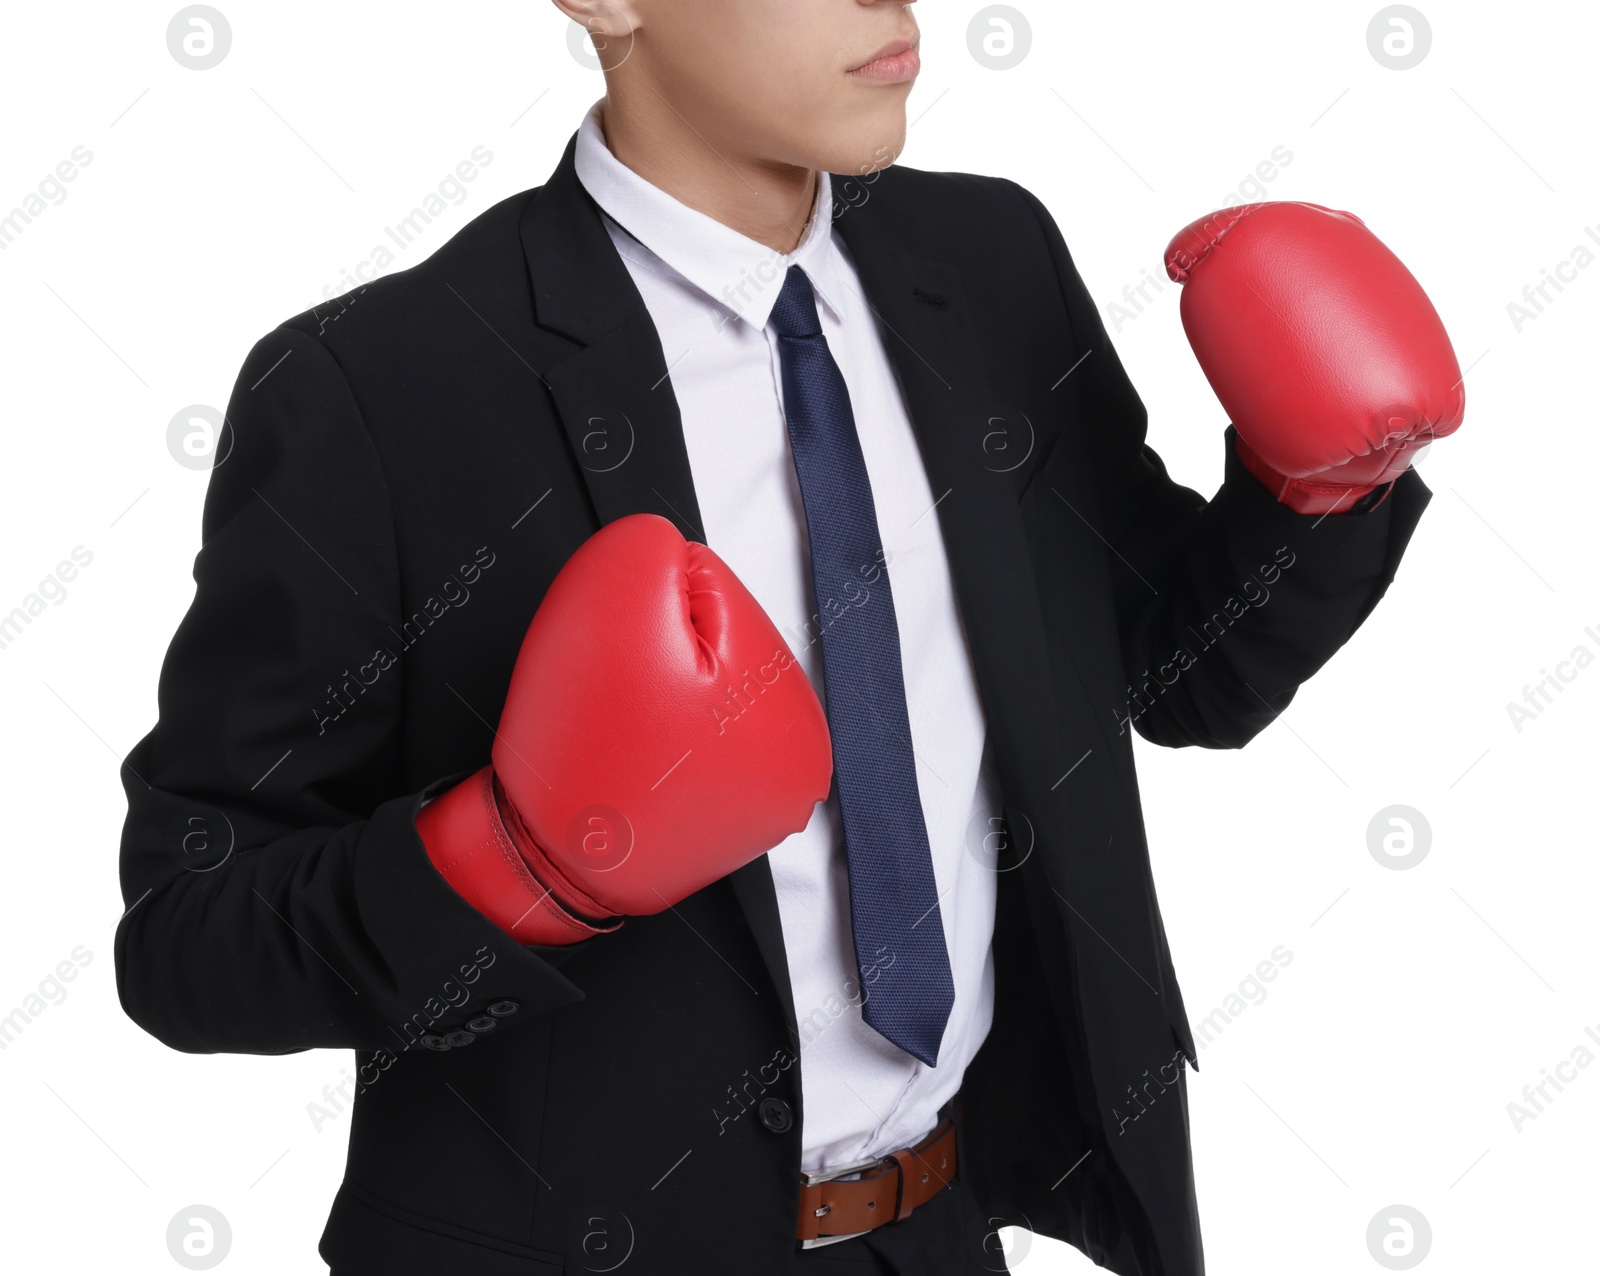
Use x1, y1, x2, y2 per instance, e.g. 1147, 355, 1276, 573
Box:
813, 123, 905, 182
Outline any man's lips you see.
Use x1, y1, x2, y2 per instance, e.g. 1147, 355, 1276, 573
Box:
848, 38, 920, 83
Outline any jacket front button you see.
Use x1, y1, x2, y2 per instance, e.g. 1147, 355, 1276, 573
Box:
466, 1016, 498, 1033
487, 1000, 520, 1017
420, 1033, 451, 1052
758, 1098, 793, 1134
443, 1030, 477, 1048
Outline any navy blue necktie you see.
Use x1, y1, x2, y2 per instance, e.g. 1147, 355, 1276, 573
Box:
767, 264, 955, 1068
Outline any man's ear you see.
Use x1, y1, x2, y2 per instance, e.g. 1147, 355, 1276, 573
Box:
550, 0, 645, 67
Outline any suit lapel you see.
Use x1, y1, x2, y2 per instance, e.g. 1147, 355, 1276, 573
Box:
520, 136, 706, 540
519, 136, 800, 1041
831, 210, 1068, 821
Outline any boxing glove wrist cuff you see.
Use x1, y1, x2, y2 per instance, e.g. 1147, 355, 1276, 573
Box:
415, 767, 621, 947
488, 773, 619, 925
1232, 430, 1380, 516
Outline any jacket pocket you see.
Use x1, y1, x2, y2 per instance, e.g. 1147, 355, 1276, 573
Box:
321, 1181, 564, 1275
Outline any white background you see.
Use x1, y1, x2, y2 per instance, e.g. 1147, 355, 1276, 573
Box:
1, 1, 1594, 1272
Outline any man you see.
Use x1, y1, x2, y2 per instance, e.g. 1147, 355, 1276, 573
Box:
114, 1, 1463, 1273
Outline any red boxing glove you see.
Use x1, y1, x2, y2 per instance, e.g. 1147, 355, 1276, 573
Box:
417, 513, 832, 945
1165, 202, 1465, 515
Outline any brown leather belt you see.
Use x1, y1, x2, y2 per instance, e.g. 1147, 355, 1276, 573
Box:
796, 1114, 958, 1246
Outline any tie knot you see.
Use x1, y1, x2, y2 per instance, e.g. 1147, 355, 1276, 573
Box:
768, 265, 822, 339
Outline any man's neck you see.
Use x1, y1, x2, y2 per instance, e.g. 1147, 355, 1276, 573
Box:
599, 94, 818, 256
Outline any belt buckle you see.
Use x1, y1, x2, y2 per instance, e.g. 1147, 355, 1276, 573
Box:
799, 1153, 891, 1250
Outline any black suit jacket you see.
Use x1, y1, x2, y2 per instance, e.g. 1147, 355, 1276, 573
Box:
115, 132, 1429, 1276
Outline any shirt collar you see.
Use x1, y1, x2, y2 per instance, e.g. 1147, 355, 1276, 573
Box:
573, 98, 849, 331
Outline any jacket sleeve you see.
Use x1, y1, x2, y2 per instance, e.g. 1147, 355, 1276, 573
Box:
1007, 180, 1433, 749
114, 327, 585, 1056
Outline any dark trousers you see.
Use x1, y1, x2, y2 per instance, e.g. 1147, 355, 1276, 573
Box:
794, 1170, 1011, 1275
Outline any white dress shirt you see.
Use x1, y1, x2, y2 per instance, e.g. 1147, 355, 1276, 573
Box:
573, 99, 1001, 1174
